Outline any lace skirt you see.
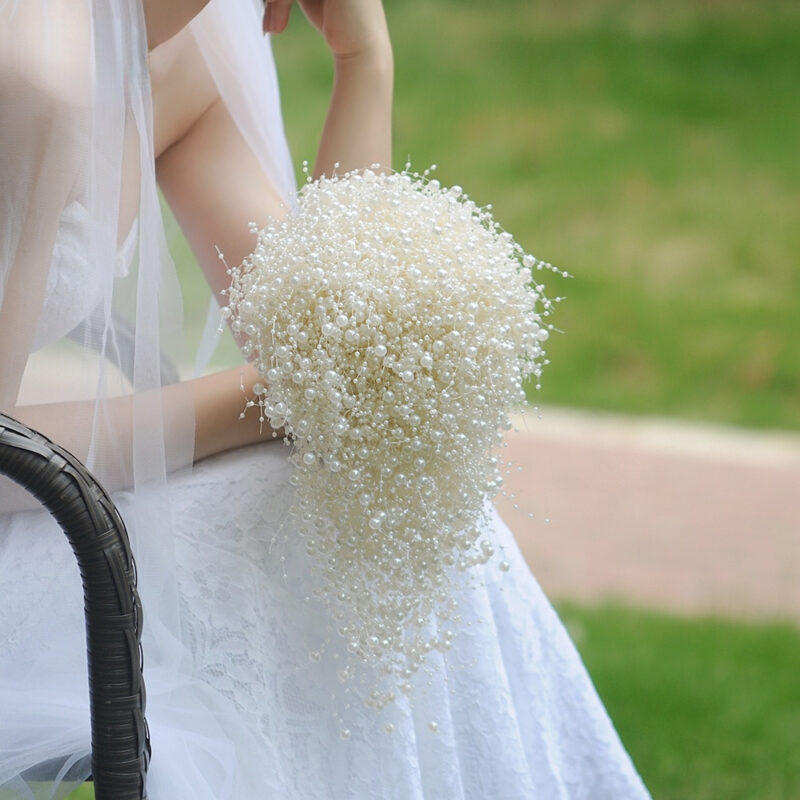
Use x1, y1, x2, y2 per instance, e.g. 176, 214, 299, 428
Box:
0, 441, 651, 799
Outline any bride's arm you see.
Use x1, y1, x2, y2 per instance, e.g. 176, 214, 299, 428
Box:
143, 0, 210, 51
12, 362, 265, 487
155, 1, 393, 459
156, 0, 393, 279
264, 0, 393, 177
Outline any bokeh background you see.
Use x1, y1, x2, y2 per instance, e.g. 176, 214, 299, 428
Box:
165, 2, 799, 799
275, 0, 800, 429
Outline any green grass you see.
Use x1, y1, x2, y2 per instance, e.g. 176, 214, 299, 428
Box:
556, 602, 800, 800
254, 0, 800, 430
65, 602, 800, 800
65, 785, 92, 799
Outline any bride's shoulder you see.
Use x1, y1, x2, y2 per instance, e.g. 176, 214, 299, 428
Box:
0, 1, 91, 112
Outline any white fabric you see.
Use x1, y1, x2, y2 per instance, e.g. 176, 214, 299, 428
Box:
166, 446, 652, 800
0, 0, 652, 797
1, 443, 652, 799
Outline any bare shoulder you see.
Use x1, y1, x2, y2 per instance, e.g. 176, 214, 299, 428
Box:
0, 1, 91, 110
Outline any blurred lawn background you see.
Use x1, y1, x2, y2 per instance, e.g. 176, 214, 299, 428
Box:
177, 0, 800, 430
116, 2, 799, 799
269, 0, 799, 431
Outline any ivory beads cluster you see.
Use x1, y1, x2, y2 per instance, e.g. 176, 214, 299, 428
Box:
226, 166, 561, 708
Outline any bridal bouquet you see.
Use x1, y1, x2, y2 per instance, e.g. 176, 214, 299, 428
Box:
225, 166, 562, 707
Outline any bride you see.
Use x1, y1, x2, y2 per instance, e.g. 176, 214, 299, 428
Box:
0, 0, 651, 797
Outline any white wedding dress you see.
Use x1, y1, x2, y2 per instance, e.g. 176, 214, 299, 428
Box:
0, 1, 651, 797
1, 440, 652, 799
158, 443, 653, 799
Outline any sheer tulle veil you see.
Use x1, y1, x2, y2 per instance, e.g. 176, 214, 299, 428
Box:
0, 0, 296, 796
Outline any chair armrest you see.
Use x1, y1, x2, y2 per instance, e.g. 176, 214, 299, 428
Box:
0, 413, 149, 800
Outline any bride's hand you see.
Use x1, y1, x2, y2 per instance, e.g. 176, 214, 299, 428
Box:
263, 0, 390, 61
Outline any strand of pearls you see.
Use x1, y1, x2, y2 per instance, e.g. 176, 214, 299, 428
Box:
226, 165, 564, 711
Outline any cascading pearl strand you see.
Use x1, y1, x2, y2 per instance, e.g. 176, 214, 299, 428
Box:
225, 165, 565, 711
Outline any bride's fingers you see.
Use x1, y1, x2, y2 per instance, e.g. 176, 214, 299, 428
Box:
263, 0, 293, 35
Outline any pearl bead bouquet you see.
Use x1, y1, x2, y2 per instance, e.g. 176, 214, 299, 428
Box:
225, 166, 562, 707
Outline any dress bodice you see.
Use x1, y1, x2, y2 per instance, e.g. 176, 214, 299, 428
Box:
33, 202, 138, 351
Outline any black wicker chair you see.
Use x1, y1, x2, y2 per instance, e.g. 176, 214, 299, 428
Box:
0, 413, 150, 800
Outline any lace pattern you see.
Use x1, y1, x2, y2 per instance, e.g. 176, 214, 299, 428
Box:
0, 439, 651, 798
163, 441, 652, 799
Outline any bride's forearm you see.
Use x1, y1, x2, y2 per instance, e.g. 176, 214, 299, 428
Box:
10, 364, 271, 490
190, 362, 278, 462
314, 43, 393, 178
